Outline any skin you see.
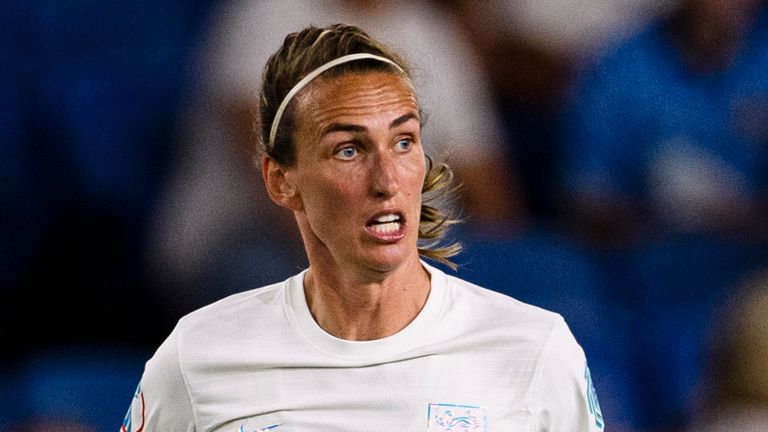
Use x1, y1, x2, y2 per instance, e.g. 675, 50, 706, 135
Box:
262, 71, 431, 341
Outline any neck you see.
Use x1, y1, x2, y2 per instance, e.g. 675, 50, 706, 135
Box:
303, 257, 431, 341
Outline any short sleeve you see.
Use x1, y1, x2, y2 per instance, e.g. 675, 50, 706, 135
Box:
119, 326, 196, 432
531, 317, 605, 432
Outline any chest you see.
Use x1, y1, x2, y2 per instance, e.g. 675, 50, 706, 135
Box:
193, 351, 538, 431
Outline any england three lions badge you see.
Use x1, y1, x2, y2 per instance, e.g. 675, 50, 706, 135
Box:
428, 403, 486, 432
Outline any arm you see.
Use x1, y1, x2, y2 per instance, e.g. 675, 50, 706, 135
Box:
531, 317, 604, 432
120, 326, 196, 432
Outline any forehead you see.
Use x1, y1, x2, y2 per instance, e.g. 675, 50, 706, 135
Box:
293, 71, 419, 131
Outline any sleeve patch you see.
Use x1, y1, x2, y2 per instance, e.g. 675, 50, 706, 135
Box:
121, 383, 146, 432
585, 365, 604, 430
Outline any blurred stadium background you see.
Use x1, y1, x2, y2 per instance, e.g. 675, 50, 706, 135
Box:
2, 1, 767, 431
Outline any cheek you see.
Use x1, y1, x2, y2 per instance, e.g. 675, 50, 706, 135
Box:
404, 158, 427, 198
302, 175, 363, 220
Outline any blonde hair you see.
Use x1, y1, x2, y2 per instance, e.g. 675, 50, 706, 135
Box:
257, 24, 461, 268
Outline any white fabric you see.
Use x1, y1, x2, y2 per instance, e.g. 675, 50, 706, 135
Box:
121, 263, 604, 431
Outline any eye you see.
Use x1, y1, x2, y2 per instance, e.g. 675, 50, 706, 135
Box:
334, 145, 358, 160
395, 138, 413, 152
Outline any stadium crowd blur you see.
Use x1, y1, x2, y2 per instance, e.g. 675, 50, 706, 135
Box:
2, 0, 767, 430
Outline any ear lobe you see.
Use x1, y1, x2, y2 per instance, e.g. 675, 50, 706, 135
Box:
262, 156, 302, 211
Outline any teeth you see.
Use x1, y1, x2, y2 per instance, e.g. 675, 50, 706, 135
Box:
370, 222, 401, 234
375, 214, 400, 223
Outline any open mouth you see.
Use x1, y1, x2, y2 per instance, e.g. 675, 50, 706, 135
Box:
366, 212, 405, 237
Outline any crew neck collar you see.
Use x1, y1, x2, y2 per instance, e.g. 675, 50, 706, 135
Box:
284, 261, 447, 361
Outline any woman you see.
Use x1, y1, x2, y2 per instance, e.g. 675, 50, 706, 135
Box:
121, 24, 603, 431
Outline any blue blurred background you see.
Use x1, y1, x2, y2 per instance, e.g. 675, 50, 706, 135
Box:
2, 1, 768, 431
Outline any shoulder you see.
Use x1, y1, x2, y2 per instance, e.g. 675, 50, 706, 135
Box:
162, 276, 295, 364
530, 318, 604, 431
177, 279, 287, 333
146, 277, 290, 363
133, 276, 299, 430
446, 272, 563, 324
441, 271, 567, 348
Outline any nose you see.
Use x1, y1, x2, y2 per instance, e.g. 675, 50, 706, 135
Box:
370, 151, 400, 199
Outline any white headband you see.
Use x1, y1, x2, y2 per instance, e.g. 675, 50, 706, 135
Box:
267, 53, 404, 150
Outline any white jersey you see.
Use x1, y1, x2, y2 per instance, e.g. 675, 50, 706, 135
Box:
121, 263, 604, 432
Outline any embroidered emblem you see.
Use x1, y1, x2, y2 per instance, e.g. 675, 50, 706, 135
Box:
428, 403, 486, 431
585, 365, 604, 430
121, 383, 146, 432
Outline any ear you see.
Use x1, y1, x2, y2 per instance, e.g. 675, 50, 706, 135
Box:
262, 155, 303, 211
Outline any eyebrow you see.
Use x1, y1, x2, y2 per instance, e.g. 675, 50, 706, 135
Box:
321, 112, 419, 137
389, 112, 419, 129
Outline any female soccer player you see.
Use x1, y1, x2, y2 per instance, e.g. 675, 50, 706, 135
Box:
120, 23, 603, 432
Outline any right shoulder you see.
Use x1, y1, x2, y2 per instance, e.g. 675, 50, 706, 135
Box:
181, 280, 287, 324
174, 279, 291, 347
127, 276, 301, 431
146, 278, 289, 367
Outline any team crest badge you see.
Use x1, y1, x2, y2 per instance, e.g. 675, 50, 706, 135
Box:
428, 403, 486, 432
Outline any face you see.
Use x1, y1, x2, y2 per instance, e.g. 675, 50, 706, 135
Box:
273, 71, 425, 274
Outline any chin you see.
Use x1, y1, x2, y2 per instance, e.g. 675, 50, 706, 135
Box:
361, 244, 418, 273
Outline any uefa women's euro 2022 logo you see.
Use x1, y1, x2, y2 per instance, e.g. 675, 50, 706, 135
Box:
428, 403, 486, 432
585, 365, 604, 430
121, 383, 145, 432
